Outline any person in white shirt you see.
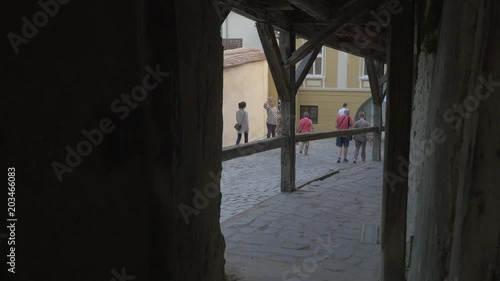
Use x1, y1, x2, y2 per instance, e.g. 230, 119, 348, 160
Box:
338, 103, 348, 116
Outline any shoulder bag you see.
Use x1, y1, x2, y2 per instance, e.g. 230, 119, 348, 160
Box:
234, 112, 245, 131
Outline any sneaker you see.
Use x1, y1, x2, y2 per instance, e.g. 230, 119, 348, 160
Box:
343, 159, 348, 162
337, 158, 341, 163
353, 160, 356, 163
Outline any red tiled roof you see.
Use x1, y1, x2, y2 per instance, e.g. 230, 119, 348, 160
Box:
224, 48, 266, 68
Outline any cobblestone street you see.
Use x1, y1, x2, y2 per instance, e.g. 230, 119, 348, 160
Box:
221, 138, 375, 222
223, 161, 383, 281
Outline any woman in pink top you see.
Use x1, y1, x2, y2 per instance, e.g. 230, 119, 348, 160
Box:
297, 112, 314, 155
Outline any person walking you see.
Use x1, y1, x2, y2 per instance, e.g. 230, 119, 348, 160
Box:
338, 102, 348, 116
335, 109, 354, 163
235, 101, 249, 145
297, 112, 314, 155
263, 97, 279, 138
353, 112, 370, 163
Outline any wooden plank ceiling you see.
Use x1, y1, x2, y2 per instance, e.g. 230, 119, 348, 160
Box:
218, 0, 388, 62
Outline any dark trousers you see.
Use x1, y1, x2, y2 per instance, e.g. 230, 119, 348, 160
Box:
236, 132, 248, 145
266, 123, 276, 138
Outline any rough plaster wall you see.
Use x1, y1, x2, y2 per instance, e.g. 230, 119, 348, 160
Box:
407, 54, 435, 262
446, 2, 500, 279
223, 61, 268, 146
408, 0, 500, 280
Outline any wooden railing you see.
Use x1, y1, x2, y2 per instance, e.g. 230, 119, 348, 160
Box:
222, 126, 383, 162
222, 136, 286, 161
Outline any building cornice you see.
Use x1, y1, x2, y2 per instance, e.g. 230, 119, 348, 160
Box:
298, 87, 371, 92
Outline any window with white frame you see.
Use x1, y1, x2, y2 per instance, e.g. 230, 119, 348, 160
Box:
307, 46, 325, 77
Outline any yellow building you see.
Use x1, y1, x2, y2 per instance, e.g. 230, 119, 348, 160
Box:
221, 12, 378, 133
222, 48, 269, 147
269, 39, 378, 131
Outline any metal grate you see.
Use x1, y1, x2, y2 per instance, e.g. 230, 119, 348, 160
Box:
222, 38, 243, 50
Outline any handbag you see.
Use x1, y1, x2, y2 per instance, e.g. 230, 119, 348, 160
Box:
295, 120, 307, 145
348, 117, 353, 141
234, 112, 245, 131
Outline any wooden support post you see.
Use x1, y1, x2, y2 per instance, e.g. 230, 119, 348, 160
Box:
295, 46, 322, 90
211, 1, 232, 23
279, 30, 296, 192
366, 59, 383, 106
256, 23, 289, 98
256, 23, 303, 192
366, 58, 384, 161
372, 102, 382, 161
381, 0, 414, 280
286, 0, 330, 22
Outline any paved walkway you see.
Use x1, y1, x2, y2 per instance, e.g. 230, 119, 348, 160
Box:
223, 161, 383, 281
221, 138, 375, 222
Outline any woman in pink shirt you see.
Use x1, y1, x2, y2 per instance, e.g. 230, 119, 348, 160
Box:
297, 112, 314, 155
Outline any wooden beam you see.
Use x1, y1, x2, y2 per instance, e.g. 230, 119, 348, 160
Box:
222, 136, 286, 161
284, 0, 378, 67
381, 0, 414, 280
219, 0, 388, 61
297, 27, 388, 62
376, 61, 387, 101
222, 127, 384, 162
219, 0, 267, 21
287, 0, 330, 21
329, 36, 387, 62
372, 103, 382, 161
378, 73, 387, 85
256, 22, 289, 98
211, 1, 232, 23
336, 29, 387, 53
291, 20, 388, 61
295, 45, 322, 90
222, 0, 291, 30
366, 58, 383, 106
296, 126, 379, 142
279, 29, 297, 192
278, 29, 292, 68
370, 59, 385, 162
366, 58, 383, 162
266, 0, 295, 11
